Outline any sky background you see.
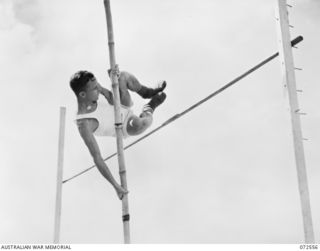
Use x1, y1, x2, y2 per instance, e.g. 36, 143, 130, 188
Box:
0, 0, 319, 244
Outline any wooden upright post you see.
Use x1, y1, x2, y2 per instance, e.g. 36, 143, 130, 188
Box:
54, 107, 66, 243
276, 0, 314, 243
103, 0, 131, 244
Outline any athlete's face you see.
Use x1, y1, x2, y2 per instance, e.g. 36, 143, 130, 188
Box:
85, 78, 100, 101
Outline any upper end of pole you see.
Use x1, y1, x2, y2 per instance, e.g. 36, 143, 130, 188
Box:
291, 35, 303, 47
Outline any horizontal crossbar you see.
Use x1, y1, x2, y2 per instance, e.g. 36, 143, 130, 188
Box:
63, 35, 303, 184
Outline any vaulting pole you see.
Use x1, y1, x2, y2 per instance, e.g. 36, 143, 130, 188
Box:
276, 0, 314, 243
54, 106, 66, 243
103, 0, 131, 244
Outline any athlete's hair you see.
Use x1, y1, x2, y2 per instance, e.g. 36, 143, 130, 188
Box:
70, 70, 95, 96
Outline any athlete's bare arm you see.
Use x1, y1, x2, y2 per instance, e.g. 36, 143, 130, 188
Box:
97, 82, 114, 105
77, 119, 127, 199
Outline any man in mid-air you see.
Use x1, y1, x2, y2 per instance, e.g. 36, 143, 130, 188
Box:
70, 68, 167, 199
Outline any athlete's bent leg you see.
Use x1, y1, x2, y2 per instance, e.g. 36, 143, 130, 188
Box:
126, 113, 153, 136
118, 77, 134, 107
126, 74, 167, 99
126, 92, 167, 136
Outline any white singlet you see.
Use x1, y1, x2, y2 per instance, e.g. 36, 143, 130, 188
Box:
75, 99, 133, 139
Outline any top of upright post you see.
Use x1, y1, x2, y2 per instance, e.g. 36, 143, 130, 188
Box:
275, 0, 314, 244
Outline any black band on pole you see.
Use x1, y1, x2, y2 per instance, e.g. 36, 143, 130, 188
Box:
122, 214, 130, 222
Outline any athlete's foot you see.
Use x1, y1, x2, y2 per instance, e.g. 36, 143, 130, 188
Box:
143, 92, 167, 113
154, 80, 167, 94
115, 186, 129, 200
137, 81, 167, 99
